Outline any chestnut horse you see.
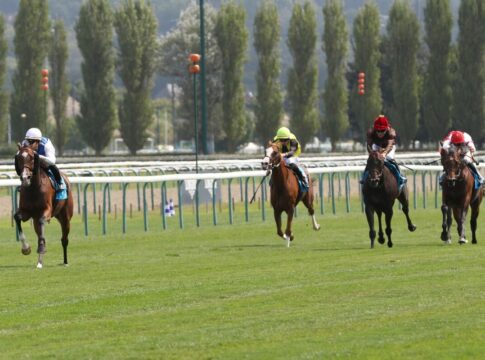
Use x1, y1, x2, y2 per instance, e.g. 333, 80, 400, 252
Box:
14, 145, 73, 268
440, 147, 483, 244
362, 151, 416, 248
262, 143, 320, 247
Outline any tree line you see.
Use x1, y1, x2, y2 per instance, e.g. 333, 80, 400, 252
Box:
0, 0, 483, 155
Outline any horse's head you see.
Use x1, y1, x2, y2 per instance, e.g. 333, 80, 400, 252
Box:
366, 151, 385, 188
441, 146, 466, 186
15, 145, 39, 187
261, 142, 282, 171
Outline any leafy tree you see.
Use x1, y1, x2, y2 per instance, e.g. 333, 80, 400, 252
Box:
49, 20, 70, 155
10, 0, 51, 142
115, 0, 158, 155
286, 1, 318, 148
386, 0, 420, 149
75, 0, 117, 155
452, 0, 485, 141
215, 1, 248, 153
322, 0, 349, 151
0, 15, 8, 143
158, 3, 222, 150
253, 0, 283, 145
349, 1, 382, 145
423, 0, 452, 143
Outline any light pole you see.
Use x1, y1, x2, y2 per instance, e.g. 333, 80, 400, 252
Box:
189, 53, 201, 173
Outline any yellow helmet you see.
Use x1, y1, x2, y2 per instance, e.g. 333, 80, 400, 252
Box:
275, 127, 291, 140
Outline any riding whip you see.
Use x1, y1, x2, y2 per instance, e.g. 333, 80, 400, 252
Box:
250, 170, 270, 204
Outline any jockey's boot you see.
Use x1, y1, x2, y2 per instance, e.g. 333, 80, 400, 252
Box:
468, 163, 485, 185
439, 171, 445, 186
388, 159, 407, 185
49, 165, 65, 190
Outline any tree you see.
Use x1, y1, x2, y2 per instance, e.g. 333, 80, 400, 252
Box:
349, 1, 382, 145
322, 0, 349, 151
49, 20, 70, 155
452, 0, 485, 141
0, 15, 8, 143
386, 0, 420, 149
158, 3, 222, 151
115, 0, 158, 155
75, 0, 117, 155
253, 0, 283, 145
10, 0, 51, 142
286, 1, 318, 149
422, 0, 452, 143
215, 1, 248, 153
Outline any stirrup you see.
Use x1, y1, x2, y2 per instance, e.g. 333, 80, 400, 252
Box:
57, 182, 66, 190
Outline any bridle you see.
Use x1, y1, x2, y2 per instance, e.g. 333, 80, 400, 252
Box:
15, 147, 38, 187
442, 150, 465, 186
262, 145, 282, 171
366, 152, 384, 187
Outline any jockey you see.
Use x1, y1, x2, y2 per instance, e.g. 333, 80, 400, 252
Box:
22, 127, 65, 190
361, 114, 407, 187
440, 130, 484, 185
272, 126, 309, 189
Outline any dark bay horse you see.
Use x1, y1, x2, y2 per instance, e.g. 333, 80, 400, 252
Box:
440, 147, 483, 244
262, 143, 320, 247
14, 145, 74, 268
362, 151, 416, 248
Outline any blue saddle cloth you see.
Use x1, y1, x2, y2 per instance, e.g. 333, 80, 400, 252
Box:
46, 169, 68, 200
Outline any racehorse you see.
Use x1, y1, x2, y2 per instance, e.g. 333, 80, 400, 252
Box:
440, 146, 483, 244
362, 151, 416, 248
14, 145, 74, 268
262, 143, 320, 247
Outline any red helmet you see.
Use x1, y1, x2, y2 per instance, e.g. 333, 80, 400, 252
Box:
373, 115, 389, 131
450, 131, 465, 145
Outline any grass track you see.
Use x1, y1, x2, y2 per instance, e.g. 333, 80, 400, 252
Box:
0, 207, 484, 359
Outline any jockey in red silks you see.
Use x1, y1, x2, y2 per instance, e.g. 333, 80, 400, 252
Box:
273, 126, 309, 189
361, 114, 407, 188
440, 130, 484, 185
20, 127, 65, 190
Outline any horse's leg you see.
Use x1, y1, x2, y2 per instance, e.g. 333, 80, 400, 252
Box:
33, 217, 47, 268
274, 208, 284, 238
14, 210, 31, 255
440, 204, 451, 243
453, 207, 468, 244
470, 200, 480, 244
284, 207, 295, 245
365, 204, 376, 249
376, 210, 385, 244
302, 192, 320, 231
57, 210, 70, 265
385, 208, 394, 248
398, 187, 416, 232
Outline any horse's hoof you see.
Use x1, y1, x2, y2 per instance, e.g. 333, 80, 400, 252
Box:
440, 232, 448, 241
388, 242, 393, 248
314, 225, 321, 231
408, 225, 417, 232
472, 240, 477, 244
459, 239, 468, 245
36, 262, 43, 269
378, 237, 385, 245
21, 246, 31, 255
290, 234, 294, 241
445, 239, 451, 245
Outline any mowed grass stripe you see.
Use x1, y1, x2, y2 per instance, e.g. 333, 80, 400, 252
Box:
0, 208, 484, 359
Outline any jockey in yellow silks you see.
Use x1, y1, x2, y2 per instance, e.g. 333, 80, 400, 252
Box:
272, 126, 308, 189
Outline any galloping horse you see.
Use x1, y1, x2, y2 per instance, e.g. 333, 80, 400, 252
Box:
14, 145, 73, 268
362, 151, 416, 248
262, 143, 320, 246
440, 146, 483, 244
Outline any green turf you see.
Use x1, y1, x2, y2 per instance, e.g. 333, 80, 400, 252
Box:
1, 207, 484, 359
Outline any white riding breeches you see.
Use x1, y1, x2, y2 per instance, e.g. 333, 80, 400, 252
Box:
371, 144, 396, 161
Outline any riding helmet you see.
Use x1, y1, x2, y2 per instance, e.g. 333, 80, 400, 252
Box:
373, 115, 389, 131
25, 128, 42, 140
